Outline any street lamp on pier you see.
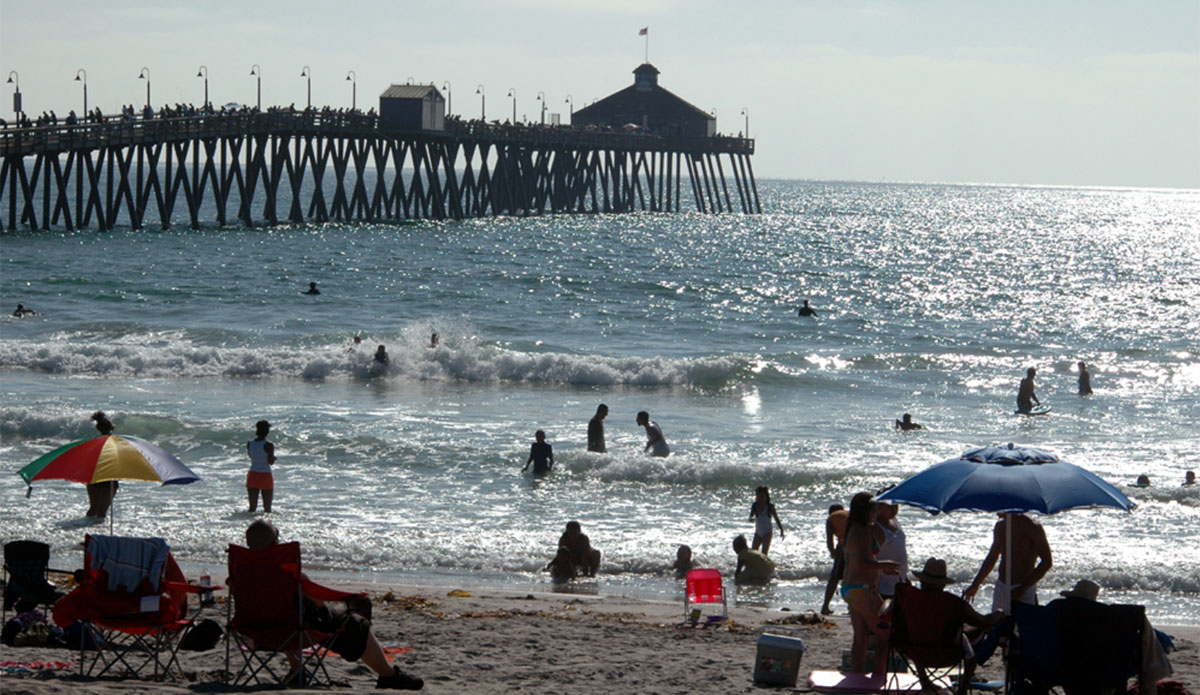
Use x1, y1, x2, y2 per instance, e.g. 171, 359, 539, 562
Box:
536, 91, 545, 125
250, 65, 261, 111
345, 70, 356, 110
740, 107, 748, 137
75, 69, 88, 115
197, 65, 208, 108
5, 71, 19, 118
709, 107, 717, 132
506, 88, 516, 123
564, 94, 573, 119
138, 67, 151, 111
300, 66, 311, 109
442, 81, 451, 116
475, 84, 485, 120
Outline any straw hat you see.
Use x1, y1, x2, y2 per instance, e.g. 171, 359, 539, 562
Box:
1059, 579, 1101, 601
912, 558, 956, 586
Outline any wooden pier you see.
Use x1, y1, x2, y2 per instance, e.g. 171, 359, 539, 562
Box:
0, 110, 760, 231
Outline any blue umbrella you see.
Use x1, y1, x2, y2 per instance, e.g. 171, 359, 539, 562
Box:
876, 444, 1134, 516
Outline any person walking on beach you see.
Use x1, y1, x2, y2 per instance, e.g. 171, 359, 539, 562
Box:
636, 410, 670, 457
1078, 361, 1093, 396
587, 404, 608, 453
521, 429, 554, 475
841, 492, 899, 676
798, 299, 817, 317
246, 420, 276, 513
748, 486, 785, 555
963, 512, 1052, 612
820, 503, 849, 615
1017, 367, 1041, 413
86, 411, 119, 518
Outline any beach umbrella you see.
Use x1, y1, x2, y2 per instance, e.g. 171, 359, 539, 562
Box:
874, 443, 1133, 601
17, 434, 200, 531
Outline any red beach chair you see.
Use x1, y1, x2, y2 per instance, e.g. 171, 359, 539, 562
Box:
887, 583, 967, 694
224, 541, 364, 688
684, 568, 727, 622
52, 534, 200, 680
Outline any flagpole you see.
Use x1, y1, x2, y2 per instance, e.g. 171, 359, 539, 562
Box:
644, 30, 649, 63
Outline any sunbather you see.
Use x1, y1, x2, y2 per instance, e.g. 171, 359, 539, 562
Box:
244, 520, 423, 690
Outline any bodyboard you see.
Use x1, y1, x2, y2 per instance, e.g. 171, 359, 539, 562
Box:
1014, 404, 1051, 416
807, 670, 950, 693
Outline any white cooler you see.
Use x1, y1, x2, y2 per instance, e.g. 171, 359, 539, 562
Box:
753, 631, 805, 686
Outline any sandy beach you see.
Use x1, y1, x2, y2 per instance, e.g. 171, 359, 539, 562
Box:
1, 583, 1195, 693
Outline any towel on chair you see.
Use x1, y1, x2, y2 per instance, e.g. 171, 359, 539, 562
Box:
88, 536, 168, 593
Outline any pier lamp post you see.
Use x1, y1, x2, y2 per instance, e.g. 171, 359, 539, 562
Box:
197, 65, 208, 108
75, 69, 87, 115
564, 94, 573, 119
536, 91, 545, 125
138, 67, 151, 110
5, 71, 19, 118
475, 85, 485, 121
300, 66, 311, 109
442, 81, 451, 116
506, 88, 516, 124
345, 70, 356, 110
709, 107, 717, 132
250, 64, 261, 111
740, 107, 748, 137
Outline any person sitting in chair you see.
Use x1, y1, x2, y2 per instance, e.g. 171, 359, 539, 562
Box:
905, 557, 1004, 691
244, 520, 423, 690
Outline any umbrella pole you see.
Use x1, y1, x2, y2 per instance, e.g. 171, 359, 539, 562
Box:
109, 480, 115, 534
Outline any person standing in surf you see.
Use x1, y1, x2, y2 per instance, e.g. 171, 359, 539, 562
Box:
521, 429, 554, 475
748, 486, 785, 555
1017, 367, 1041, 413
636, 410, 669, 457
246, 420, 276, 513
587, 404, 608, 453
1078, 361, 1093, 396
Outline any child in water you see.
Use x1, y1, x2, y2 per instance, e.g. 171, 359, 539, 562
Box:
749, 486, 785, 555
672, 544, 695, 579
522, 430, 554, 475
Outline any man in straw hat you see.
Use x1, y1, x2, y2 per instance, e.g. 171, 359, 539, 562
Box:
906, 558, 1005, 689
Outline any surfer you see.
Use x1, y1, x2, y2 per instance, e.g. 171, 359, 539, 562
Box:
636, 410, 670, 457
1077, 361, 1093, 396
587, 404, 608, 453
797, 299, 817, 317
304, 282, 320, 295
1016, 367, 1041, 413
521, 429, 554, 475
894, 413, 923, 431
12, 303, 37, 317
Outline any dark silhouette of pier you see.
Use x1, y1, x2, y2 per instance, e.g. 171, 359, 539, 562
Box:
0, 107, 760, 231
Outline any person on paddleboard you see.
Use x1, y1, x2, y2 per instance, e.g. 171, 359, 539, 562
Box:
1017, 367, 1041, 413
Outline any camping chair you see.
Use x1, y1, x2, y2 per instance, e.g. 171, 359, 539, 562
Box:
2, 540, 73, 626
224, 541, 366, 688
684, 568, 727, 623
887, 583, 967, 694
1007, 599, 1144, 694
53, 535, 201, 680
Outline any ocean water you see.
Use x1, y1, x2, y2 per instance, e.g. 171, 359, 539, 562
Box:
2, 180, 1198, 625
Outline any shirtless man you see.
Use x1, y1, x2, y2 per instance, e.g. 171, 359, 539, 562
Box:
820, 504, 849, 615
963, 512, 1053, 612
797, 299, 817, 317
587, 404, 608, 453
1017, 367, 1041, 413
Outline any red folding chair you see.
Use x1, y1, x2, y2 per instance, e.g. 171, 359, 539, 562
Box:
52, 534, 203, 681
887, 583, 968, 694
224, 541, 364, 688
684, 568, 727, 623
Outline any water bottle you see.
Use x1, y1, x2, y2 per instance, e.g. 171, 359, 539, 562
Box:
199, 568, 214, 607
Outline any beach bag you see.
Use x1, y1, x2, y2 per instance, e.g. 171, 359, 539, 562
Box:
179, 618, 223, 651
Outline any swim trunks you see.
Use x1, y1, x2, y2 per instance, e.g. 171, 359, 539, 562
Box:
992, 580, 1037, 613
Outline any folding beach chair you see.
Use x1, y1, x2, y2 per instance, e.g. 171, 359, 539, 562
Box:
684, 568, 727, 623
224, 541, 365, 688
52, 534, 200, 680
887, 583, 967, 694
2, 540, 73, 626
1007, 598, 1144, 694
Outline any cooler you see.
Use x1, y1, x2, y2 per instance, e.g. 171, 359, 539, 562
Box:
754, 631, 805, 686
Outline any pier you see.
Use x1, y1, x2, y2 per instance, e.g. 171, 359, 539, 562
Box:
0, 108, 759, 231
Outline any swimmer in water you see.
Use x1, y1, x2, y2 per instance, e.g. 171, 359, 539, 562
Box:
894, 413, 923, 431
798, 299, 817, 317
521, 429, 554, 475
304, 282, 320, 295
1077, 361, 1093, 396
636, 411, 670, 457
12, 304, 37, 317
429, 332, 439, 348
1184, 471, 1196, 486
374, 345, 389, 366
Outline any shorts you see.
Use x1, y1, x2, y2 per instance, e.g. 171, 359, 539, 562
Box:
305, 603, 370, 662
246, 471, 274, 490
992, 580, 1037, 613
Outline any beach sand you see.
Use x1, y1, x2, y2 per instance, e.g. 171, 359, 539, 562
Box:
1, 584, 1195, 693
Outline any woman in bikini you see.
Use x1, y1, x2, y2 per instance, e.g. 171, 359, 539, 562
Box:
841, 491, 899, 675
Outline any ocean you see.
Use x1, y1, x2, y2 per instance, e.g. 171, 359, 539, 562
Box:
2, 180, 1198, 624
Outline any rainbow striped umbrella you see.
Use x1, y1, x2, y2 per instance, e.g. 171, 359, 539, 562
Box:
18, 435, 199, 488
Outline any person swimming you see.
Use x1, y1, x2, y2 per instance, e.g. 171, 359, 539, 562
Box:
304, 282, 320, 295
894, 413, 923, 431
798, 299, 817, 317
374, 345, 389, 366
429, 333, 439, 348
12, 304, 37, 317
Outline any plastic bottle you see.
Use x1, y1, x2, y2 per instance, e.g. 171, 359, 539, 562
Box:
199, 568, 214, 607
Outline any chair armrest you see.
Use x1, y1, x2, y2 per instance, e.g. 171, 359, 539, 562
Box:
46, 568, 77, 577
164, 580, 225, 594
300, 576, 366, 602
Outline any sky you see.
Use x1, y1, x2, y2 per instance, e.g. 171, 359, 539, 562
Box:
2, 0, 1197, 188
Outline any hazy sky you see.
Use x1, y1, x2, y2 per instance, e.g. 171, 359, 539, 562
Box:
2, 0, 1197, 187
